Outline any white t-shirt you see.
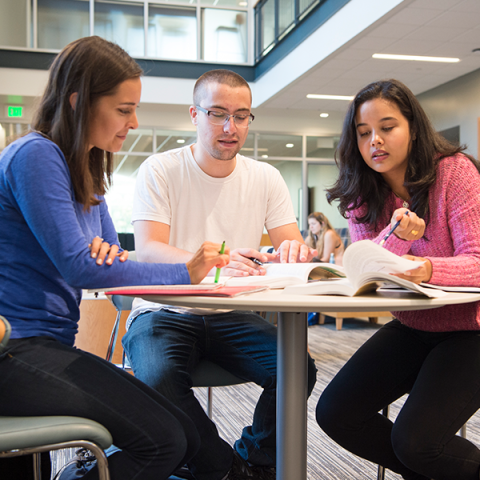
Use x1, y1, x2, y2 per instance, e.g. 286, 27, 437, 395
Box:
127, 145, 297, 324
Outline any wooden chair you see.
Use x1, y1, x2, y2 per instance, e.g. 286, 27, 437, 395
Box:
318, 311, 392, 330
0, 316, 113, 480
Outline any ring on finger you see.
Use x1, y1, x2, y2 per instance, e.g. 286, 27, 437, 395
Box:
411, 230, 419, 236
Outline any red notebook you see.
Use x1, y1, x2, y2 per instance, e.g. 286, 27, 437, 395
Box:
102, 285, 268, 298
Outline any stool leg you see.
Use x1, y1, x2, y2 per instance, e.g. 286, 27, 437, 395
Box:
207, 387, 213, 419
33, 453, 41, 480
377, 405, 390, 480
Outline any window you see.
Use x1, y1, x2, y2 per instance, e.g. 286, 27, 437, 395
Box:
203, 9, 247, 63
95, 1, 145, 57
0, 0, 28, 48
148, 5, 197, 60
37, 0, 89, 50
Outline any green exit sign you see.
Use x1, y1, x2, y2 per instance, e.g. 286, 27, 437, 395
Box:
7, 106, 23, 118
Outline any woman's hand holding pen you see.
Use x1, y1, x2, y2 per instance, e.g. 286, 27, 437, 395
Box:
89, 236, 128, 265
187, 241, 230, 284
390, 208, 425, 241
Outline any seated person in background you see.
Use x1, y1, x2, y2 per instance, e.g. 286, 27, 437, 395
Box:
316, 78, 480, 480
122, 69, 318, 480
305, 212, 345, 265
0, 36, 230, 480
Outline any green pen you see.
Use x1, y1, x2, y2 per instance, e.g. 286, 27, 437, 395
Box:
214, 240, 226, 284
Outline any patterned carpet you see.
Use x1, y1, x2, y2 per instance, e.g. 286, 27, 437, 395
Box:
194, 316, 480, 480
52, 316, 480, 479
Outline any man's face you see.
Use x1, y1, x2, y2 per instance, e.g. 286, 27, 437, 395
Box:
191, 81, 252, 162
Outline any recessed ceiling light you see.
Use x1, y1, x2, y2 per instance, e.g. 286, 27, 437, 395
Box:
239, 1, 247, 5
286, 143, 294, 148
307, 94, 354, 101
177, 139, 185, 144
372, 53, 460, 63
319, 113, 329, 118
261, 154, 269, 158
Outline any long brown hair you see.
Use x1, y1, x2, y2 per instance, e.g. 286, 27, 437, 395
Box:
305, 212, 334, 257
327, 79, 478, 227
32, 36, 142, 209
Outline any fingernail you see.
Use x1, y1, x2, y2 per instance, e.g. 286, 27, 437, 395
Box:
97, 259, 103, 265
106, 259, 112, 265
92, 253, 97, 258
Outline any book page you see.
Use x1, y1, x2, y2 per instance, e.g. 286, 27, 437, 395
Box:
344, 240, 424, 281
211, 262, 345, 288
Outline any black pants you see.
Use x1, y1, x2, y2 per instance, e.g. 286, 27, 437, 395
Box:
316, 319, 480, 480
0, 454, 51, 479
0, 336, 200, 480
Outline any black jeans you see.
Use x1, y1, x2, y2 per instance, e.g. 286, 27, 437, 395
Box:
0, 336, 200, 480
316, 319, 480, 480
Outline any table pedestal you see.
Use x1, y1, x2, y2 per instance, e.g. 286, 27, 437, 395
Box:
277, 311, 308, 480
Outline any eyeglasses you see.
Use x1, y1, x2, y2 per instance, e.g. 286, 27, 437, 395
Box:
195, 105, 254, 127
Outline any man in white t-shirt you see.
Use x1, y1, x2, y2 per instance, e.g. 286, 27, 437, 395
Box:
123, 69, 318, 480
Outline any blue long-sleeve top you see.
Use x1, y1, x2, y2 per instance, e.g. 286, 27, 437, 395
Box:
0, 133, 190, 345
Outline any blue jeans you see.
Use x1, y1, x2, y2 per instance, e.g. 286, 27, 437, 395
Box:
317, 319, 480, 480
0, 336, 200, 480
123, 309, 317, 480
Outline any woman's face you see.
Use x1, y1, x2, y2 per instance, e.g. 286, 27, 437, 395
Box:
88, 77, 141, 152
355, 98, 411, 184
308, 218, 322, 235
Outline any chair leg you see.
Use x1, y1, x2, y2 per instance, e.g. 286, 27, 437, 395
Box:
377, 405, 390, 480
206, 387, 213, 419
87, 443, 111, 480
33, 453, 41, 480
106, 312, 121, 362
335, 317, 343, 330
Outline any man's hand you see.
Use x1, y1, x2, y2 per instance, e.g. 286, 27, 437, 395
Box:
221, 248, 272, 277
274, 240, 317, 264
89, 236, 129, 265
391, 254, 432, 284
186, 241, 230, 284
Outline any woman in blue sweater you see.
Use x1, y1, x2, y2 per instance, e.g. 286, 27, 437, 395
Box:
0, 36, 228, 480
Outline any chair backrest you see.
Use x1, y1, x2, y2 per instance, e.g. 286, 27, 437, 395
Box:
0, 316, 11, 353
335, 227, 351, 249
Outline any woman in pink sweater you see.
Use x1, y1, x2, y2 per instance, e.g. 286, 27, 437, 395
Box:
316, 79, 480, 480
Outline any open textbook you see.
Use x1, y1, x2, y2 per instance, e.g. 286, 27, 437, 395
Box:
283, 240, 448, 298
88, 262, 345, 295
210, 262, 346, 289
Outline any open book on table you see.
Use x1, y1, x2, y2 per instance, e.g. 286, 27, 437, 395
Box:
283, 240, 449, 298
209, 262, 346, 289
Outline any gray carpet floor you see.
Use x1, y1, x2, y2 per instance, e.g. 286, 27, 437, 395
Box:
193, 316, 480, 480
52, 316, 480, 479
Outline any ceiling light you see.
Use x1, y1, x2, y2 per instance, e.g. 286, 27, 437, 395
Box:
372, 53, 460, 63
319, 113, 329, 118
261, 154, 269, 158
307, 94, 354, 101
239, 1, 247, 5
286, 143, 294, 148
177, 139, 185, 144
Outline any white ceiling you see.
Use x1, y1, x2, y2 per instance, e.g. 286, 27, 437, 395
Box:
260, 0, 480, 114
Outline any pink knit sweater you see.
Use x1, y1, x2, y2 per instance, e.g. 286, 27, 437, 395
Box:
348, 154, 480, 332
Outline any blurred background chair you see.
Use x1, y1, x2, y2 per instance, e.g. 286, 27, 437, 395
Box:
0, 316, 113, 480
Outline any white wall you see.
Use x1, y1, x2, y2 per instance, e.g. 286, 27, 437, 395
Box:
417, 67, 480, 159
